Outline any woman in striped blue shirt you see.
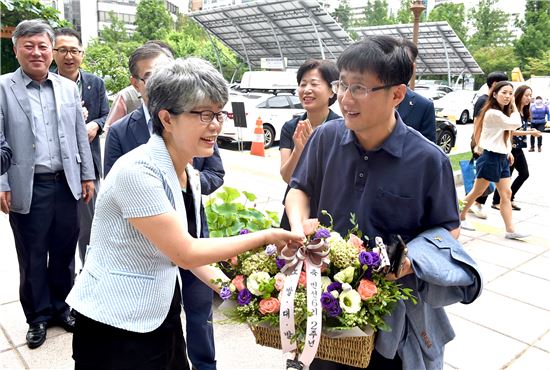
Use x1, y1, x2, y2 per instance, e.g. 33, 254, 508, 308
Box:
67, 58, 302, 370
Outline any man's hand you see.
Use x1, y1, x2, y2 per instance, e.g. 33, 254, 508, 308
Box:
86, 121, 100, 142
81, 181, 94, 203
81, 101, 89, 122
0, 191, 11, 214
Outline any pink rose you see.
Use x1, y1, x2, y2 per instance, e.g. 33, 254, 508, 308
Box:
348, 234, 364, 252
230, 256, 238, 266
232, 275, 246, 291
358, 279, 378, 300
298, 270, 307, 287
302, 218, 320, 237
274, 273, 285, 291
259, 297, 280, 314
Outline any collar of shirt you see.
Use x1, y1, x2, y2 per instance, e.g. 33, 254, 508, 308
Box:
75, 70, 82, 96
20, 69, 53, 87
142, 102, 152, 134
339, 112, 407, 158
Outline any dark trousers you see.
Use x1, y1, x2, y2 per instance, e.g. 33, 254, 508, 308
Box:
493, 147, 529, 205
9, 176, 78, 324
77, 179, 98, 265
310, 350, 402, 370
179, 268, 216, 370
530, 124, 544, 148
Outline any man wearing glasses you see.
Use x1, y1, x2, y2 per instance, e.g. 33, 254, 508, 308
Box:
286, 36, 480, 370
104, 44, 225, 370
52, 28, 109, 265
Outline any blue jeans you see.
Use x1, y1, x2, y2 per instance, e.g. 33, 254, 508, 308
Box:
179, 268, 216, 370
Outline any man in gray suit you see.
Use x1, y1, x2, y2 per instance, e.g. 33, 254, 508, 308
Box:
0, 20, 95, 349
52, 27, 110, 264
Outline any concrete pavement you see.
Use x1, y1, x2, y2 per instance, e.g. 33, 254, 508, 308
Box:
1, 139, 549, 369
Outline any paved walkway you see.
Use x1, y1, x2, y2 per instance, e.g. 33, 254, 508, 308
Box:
1, 142, 549, 369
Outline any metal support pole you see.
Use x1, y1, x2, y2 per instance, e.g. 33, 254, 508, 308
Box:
206, 30, 223, 75
230, 18, 252, 71
440, 33, 452, 87
410, 0, 426, 90
308, 19, 325, 60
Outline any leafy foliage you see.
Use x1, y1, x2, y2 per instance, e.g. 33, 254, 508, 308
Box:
393, 0, 414, 24
135, 0, 173, 42
330, 0, 353, 31
359, 0, 393, 27
428, 3, 468, 43
514, 0, 550, 67
468, 0, 513, 50
525, 50, 550, 77
471, 46, 518, 87
205, 187, 279, 238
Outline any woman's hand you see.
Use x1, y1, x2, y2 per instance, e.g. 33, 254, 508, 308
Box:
266, 229, 306, 253
292, 119, 313, 152
508, 153, 515, 167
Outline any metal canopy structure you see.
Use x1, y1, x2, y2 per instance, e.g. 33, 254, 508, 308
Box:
352, 22, 483, 76
188, 0, 353, 70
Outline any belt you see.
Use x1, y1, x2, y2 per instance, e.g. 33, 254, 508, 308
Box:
34, 171, 66, 182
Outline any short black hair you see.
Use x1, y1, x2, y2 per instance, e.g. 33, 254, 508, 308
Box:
486, 71, 507, 87
399, 38, 418, 62
297, 59, 339, 106
144, 40, 175, 59
54, 27, 82, 46
338, 36, 413, 86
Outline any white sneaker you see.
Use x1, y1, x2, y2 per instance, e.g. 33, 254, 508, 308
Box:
505, 231, 530, 240
461, 220, 475, 231
468, 204, 488, 219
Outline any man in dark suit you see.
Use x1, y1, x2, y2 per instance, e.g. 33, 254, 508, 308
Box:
104, 44, 224, 370
0, 20, 95, 349
397, 39, 436, 143
53, 28, 109, 264
0, 132, 12, 175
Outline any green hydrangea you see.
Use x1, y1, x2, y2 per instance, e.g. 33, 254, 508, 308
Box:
328, 237, 358, 268
241, 252, 278, 276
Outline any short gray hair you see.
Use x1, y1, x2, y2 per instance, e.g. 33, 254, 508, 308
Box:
147, 57, 229, 135
12, 19, 54, 45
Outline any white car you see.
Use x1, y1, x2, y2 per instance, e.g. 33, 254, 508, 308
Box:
414, 84, 453, 101
434, 89, 477, 124
219, 92, 305, 148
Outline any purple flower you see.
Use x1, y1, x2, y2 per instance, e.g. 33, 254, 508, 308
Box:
219, 286, 232, 300
237, 288, 252, 305
239, 229, 250, 235
359, 251, 381, 268
320, 292, 342, 317
265, 244, 277, 256
314, 228, 331, 240
326, 282, 342, 292
276, 258, 286, 270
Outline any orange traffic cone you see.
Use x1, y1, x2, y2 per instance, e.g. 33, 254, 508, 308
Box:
250, 116, 265, 157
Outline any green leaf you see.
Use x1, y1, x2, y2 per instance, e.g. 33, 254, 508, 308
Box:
243, 191, 257, 202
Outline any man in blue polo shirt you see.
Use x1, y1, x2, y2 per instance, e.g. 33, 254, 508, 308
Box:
286, 36, 467, 369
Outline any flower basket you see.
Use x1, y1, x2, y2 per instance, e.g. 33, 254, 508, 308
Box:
250, 325, 375, 368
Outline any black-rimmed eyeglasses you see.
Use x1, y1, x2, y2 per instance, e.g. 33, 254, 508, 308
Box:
330, 80, 395, 99
170, 110, 228, 124
53, 48, 83, 56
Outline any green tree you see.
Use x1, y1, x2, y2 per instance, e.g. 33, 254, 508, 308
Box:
135, 0, 173, 41
394, 0, 413, 24
514, 0, 550, 67
468, 0, 513, 50
525, 50, 550, 77
1, 0, 71, 74
331, 0, 352, 31
428, 3, 468, 43
359, 0, 393, 26
471, 46, 518, 87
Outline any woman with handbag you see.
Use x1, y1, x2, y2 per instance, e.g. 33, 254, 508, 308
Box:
491, 85, 542, 211
459, 81, 528, 239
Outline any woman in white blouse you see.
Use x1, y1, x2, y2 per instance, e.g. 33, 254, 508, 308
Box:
459, 81, 527, 239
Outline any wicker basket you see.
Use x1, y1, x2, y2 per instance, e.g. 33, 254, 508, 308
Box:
250, 325, 375, 368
